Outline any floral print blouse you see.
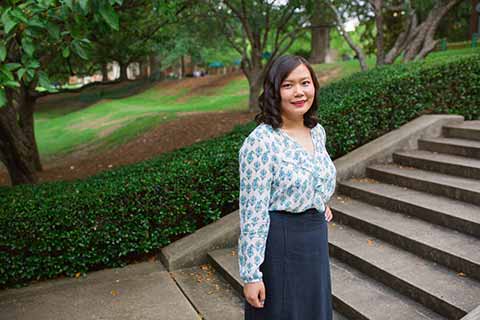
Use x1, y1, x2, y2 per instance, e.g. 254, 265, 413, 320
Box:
238, 122, 337, 284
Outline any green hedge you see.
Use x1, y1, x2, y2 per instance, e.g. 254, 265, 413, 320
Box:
1, 52, 479, 288
317, 52, 480, 157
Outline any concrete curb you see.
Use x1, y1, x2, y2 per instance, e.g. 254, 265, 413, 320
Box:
159, 210, 240, 271
159, 114, 464, 272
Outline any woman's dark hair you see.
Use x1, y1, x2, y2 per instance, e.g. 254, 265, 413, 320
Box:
255, 55, 320, 129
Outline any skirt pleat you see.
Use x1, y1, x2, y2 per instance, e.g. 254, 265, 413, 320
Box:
244, 208, 332, 320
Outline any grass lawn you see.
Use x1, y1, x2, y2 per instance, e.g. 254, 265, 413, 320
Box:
35, 77, 249, 158
35, 47, 479, 159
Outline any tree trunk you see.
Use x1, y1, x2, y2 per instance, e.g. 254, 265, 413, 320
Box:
140, 60, 149, 79
382, 0, 461, 64
180, 55, 185, 79
310, 26, 330, 64
119, 62, 129, 81
149, 54, 161, 81
310, 2, 331, 64
15, 88, 42, 172
374, 0, 385, 66
472, 0, 479, 38
102, 63, 109, 82
403, 0, 462, 62
241, 51, 265, 112
6, 83, 42, 173
247, 77, 263, 112
384, 13, 418, 64
0, 95, 38, 186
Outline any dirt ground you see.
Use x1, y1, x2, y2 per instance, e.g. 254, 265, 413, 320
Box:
0, 110, 255, 186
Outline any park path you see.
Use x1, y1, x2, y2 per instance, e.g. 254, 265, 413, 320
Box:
0, 260, 202, 320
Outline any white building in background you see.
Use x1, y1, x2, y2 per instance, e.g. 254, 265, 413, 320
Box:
68, 61, 143, 85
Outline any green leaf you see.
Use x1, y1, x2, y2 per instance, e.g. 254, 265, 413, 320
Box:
47, 22, 60, 40
80, 0, 89, 12
26, 60, 40, 69
71, 40, 88, 60
21, 37, 35, 56
1, 9, 17, 34
0, 65, 14, 81
62, 46, 70, 58
99, 3, 119, 31
10, 8, 28, 24
0, 42, 6, 62
27, 17, 46, 29
38, 71, 57, 92
4, 80, 20, 88
64, 0, 74, 10
26, 69, 35, 82
17, 68, 26, 80
0, 89, 6, 108
5, 63, 21, 71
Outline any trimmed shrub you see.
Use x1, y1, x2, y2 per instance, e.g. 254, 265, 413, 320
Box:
317, 52, 480, 157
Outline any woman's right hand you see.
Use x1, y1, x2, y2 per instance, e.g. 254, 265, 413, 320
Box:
243, 281, 266, 308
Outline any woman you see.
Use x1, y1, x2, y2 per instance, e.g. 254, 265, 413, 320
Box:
238, 55, 337, 320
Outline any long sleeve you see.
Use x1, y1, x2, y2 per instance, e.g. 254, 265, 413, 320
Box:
238, 135, 273, 284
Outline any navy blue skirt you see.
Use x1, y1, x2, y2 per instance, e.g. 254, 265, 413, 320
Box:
244, 208, 332, 320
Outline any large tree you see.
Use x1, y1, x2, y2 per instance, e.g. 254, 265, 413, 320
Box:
207, 0, 314, 112
329, 0, 466, 69
390, 0, 466, 62
0, 0, 124, 185
0, 0, 189, 186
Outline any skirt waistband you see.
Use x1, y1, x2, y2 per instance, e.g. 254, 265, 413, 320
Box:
269, 207, 321, 215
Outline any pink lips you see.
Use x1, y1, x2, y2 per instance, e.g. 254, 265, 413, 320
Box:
291, 100, 306, 107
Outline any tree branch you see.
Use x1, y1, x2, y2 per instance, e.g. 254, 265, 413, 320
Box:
223, 0, 255, 46
328, 2, 368, 71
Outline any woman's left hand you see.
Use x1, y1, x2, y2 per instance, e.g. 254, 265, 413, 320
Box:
325, 205, 333, 222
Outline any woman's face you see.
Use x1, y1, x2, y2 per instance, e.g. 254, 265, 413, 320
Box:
279, 63, 315, 122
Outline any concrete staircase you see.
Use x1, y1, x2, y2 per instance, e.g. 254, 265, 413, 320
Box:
205, 120, 480, 319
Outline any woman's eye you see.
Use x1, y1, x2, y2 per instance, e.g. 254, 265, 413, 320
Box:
302, 81, 310, 86
282, 84, 292, 88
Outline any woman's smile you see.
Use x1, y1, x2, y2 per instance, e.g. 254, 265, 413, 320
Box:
291, 100, 307, 108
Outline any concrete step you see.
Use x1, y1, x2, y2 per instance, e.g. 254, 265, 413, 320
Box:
338, 180, 480, 238
366, 164, 480, 206
171, 264, 244, 320
329, 197, 480, 282
393, 149, 480, 180
328, 221, 480, 319
330, 258, 445, 320
418, 137, 480, 159
208, 248, 349, 320
209, 248, 445, 320
443, 121, 480, 141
